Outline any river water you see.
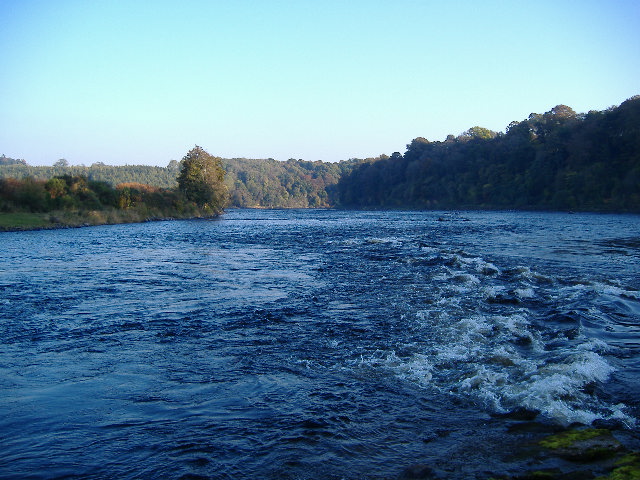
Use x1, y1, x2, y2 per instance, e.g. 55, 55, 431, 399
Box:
1, 209, 639, 479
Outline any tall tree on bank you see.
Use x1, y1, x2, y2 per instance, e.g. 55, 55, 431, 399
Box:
177, 146, 228, 214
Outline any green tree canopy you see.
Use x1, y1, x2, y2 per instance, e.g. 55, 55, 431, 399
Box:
459, 126, 497, 141
177, 146, 228, 214
337, 96, 640, 211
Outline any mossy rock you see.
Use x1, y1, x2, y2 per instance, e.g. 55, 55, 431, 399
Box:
539, 428, 623, 462
596, 466, 640, 480
615, 453, 640, 467
595, 453, 640, 479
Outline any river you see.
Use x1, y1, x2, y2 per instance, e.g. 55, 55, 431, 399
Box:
1, 209, 639, 479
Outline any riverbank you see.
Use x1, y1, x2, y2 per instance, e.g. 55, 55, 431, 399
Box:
0, 209, 221, 232
0, 173, 226, 232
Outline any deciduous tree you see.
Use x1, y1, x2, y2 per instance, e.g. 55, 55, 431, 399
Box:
177, 146, 228, 214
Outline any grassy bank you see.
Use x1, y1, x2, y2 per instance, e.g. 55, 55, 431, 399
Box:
0, 207, 218, 232
0, 212, 53, 230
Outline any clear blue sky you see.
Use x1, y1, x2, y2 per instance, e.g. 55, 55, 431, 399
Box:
1, 1, 639, 166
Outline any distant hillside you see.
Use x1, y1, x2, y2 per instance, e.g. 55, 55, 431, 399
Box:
222, 158, 362, 208
337, 96, 640, 212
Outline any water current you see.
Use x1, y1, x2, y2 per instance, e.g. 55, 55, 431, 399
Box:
1, 209, 639, 479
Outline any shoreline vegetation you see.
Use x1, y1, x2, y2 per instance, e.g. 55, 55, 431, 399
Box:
1, 146, 227, 231
0, 178, 206, 232
0, 209, 220, 232
2, 97, 639, 231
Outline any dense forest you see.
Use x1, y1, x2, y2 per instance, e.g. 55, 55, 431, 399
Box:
0, 156, 363, 209
2, 96, 639, 212
338, 96, 640, 211
223, 158, 361, 208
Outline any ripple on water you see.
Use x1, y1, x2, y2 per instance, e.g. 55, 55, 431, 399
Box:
0, 210, 639, 479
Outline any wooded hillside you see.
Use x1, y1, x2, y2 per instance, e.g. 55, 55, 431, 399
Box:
2, 96, 639, 212
337, 96, 640, 211
0, 156, 364, 209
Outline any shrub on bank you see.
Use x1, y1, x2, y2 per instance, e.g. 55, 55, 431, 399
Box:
0, 175, 219, 230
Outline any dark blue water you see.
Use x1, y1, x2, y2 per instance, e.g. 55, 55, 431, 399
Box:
1, 209, 639, 479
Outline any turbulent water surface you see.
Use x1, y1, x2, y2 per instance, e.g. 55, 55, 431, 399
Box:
1, 209, 639, 479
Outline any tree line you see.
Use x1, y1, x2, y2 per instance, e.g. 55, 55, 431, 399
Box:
337, 97, 640, 212
0, 158, 179, 189
223, 158, 361, 208
2, 96, 639, 212
0, 155, 363, 209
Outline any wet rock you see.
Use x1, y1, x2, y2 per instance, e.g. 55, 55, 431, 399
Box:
493, 407, 540, 422
507, 422, 557, 436
593, 452, 640, 480
592, 418, 628, 431
485, 430, 639, 480
513, 469, 594, 480
539, 428, 623, 462
513, 469, 562, 479
600, 465, 640, 479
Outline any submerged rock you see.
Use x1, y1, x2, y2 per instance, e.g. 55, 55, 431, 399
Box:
596, 452, 640, 480
539, 428, 623, 462
475, 426, 640, 480
493, 407, 540, 422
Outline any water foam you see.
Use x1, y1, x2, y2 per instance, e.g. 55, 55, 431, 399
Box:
378, 248, 637, 427
500, 350, 630, 426
514, 287, 535, 299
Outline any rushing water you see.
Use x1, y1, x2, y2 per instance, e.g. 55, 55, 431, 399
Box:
1, 209, 639, 479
